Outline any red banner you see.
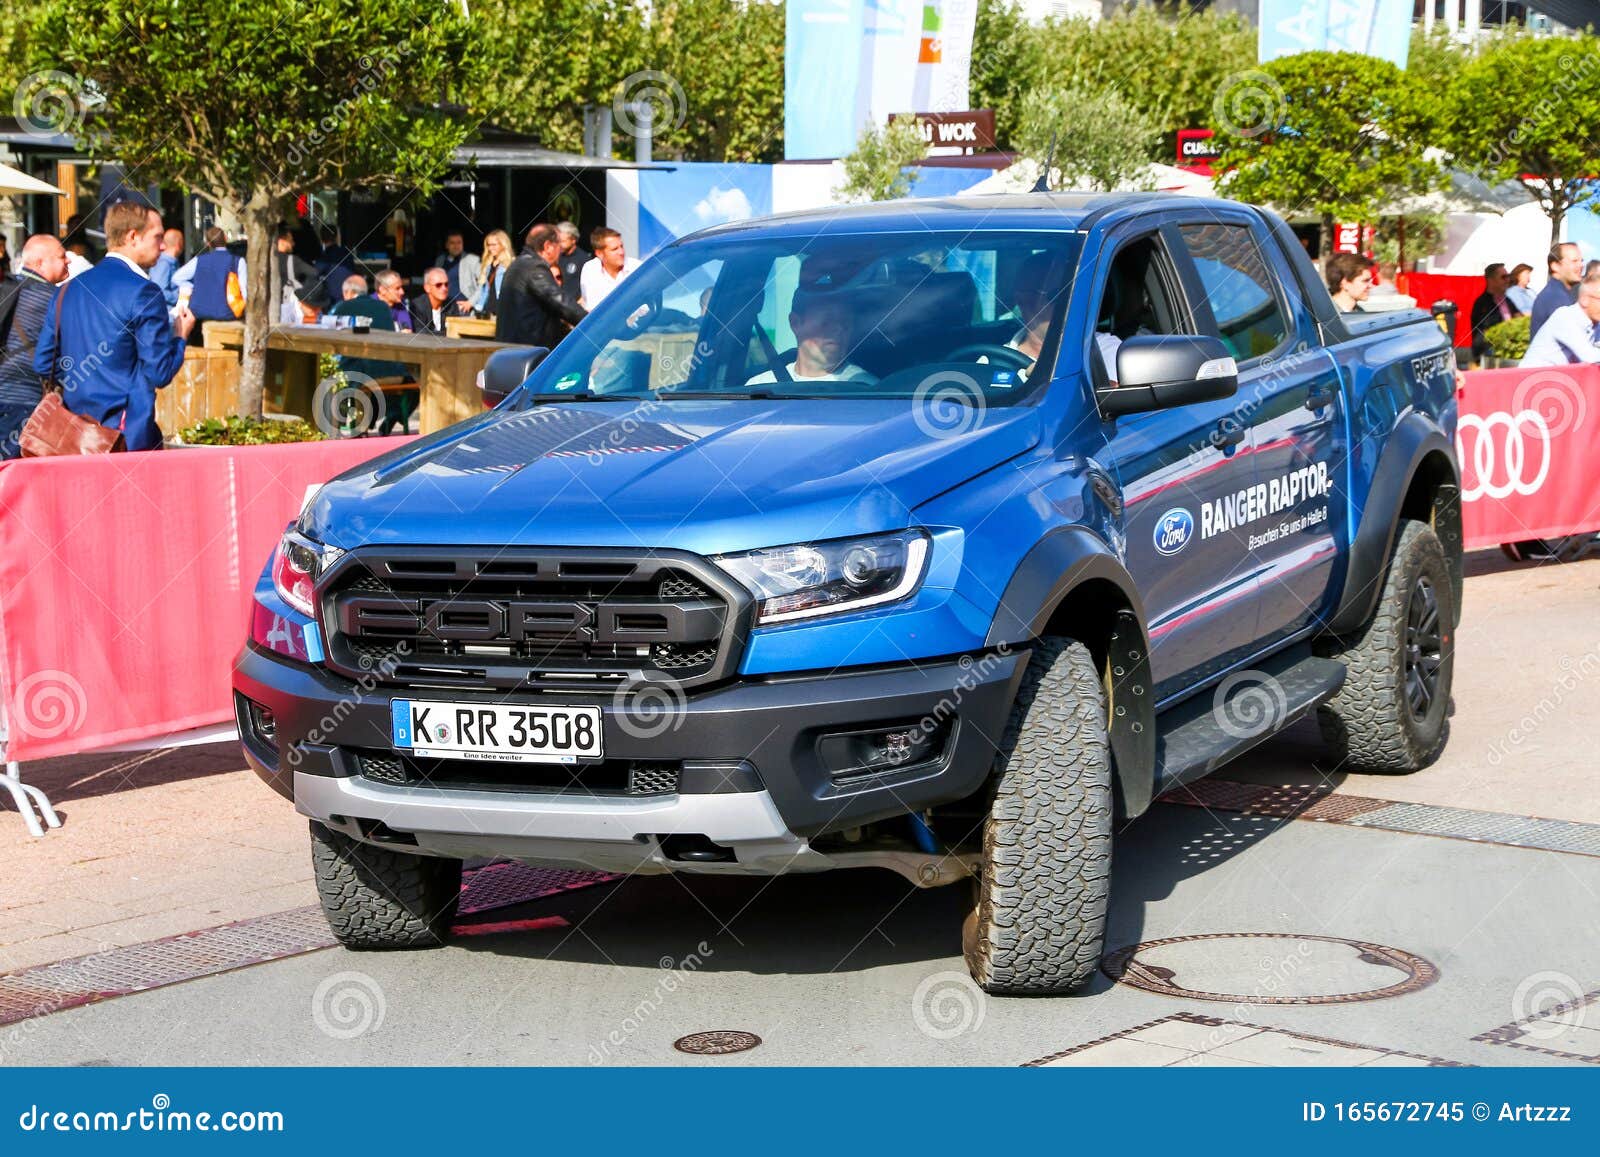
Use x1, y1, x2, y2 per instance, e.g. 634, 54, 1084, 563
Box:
1458, 365, 1600, 550
0, 439, 412, 763
1404, 271, 1483, 349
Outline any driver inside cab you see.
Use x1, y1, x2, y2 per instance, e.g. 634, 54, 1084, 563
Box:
747, 290, 878, 386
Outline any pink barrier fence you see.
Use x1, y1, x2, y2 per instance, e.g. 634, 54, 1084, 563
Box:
0, 439, 412, 765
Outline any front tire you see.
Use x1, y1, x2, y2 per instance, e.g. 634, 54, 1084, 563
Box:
1317, 520, 1455, 773
964, 637, 1113, 995
310, 820, 462, 949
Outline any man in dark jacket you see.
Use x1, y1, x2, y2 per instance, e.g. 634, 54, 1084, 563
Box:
495, 224, 586, 347
1469, 262, 1524, 363
408, 266, 458, 335
0, 234, 70, 458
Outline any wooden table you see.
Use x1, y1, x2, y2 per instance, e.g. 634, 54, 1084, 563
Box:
445, 315, 499, 339
202, 321, 521, 433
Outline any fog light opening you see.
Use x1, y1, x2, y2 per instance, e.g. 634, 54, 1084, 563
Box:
660, 834, 736, 863
817, 719, 950, 784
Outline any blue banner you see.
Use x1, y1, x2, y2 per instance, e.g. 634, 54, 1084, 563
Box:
636, 163, 774, 257
1259, 0, 1413, 69
785, 0, 865, 160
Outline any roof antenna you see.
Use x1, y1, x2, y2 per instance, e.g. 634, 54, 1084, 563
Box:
1031, 132, 1057, 193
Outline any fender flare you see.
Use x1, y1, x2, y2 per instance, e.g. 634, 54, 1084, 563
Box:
1327, 411, 1461, 636
986, 527, 1159, 817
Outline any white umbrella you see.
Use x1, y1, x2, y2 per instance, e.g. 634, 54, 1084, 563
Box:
0, 162, 64, 196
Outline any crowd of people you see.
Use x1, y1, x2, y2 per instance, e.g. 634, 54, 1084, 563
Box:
1321, 241, 1600, 370
0, 204, 643, 457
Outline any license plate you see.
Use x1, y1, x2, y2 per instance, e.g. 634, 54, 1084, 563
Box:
391, 699, 603, 764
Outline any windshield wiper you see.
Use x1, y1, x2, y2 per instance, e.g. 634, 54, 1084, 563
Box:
527, 391, 630, 403
653, 390, 785, 400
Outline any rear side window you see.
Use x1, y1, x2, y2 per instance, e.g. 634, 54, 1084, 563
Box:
1180, 223, 1289, 362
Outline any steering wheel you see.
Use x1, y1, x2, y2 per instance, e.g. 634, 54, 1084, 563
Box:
945, 343, 1032, 370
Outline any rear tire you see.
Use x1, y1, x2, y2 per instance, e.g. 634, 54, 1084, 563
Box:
964, 637, 1113, 995
310, 820, 462, 949
1317, 520, 1455, 773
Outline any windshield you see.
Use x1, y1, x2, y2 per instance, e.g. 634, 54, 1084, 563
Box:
516, 230, 1081, 405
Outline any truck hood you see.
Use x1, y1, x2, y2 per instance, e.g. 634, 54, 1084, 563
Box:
303, 397, 1041, 554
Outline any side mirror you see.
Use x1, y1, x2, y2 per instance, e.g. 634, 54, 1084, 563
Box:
1097, 335, 1238, 418
479, 346, 550, 406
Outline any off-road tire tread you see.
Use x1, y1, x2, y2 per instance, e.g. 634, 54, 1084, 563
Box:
1316, 520, 1454, 774
966, 637, 1113, 995
309, 820, 461, 949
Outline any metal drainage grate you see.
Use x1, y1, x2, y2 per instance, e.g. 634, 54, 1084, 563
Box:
0, 863, 617, 1028
1347, 802, 1600, 857
674, 1030, 762, 1056
1161, 779, 1600, 856
1472, 987, 1600, 1065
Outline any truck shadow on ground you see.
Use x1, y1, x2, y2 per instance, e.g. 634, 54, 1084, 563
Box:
8, 740, 248, 817
454, 734, 1339, 989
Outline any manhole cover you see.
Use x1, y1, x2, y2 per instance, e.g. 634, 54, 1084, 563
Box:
1102, 933, 1438, 1005
674, 1030, 762, 1055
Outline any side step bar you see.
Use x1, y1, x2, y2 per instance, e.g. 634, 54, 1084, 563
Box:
1154, 647, 1345, 790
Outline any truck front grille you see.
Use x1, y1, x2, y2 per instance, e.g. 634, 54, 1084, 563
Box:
319, 547, 751, 692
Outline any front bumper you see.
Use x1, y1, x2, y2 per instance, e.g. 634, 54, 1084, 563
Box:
233, 643, 1027, 871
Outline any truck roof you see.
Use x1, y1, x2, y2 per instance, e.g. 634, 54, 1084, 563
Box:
689, 191, 1258, 242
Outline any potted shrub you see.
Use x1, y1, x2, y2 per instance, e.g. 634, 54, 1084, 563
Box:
1481, 315, 1530, 368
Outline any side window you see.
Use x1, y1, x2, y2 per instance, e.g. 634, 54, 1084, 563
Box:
1092, 234, 1191, 389
1180, 223, 1289, 362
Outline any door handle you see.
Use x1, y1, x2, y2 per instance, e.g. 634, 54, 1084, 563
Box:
1211, 420, 1246, 452
1304, 383, 1336, 411
1088, 468, 1123, 518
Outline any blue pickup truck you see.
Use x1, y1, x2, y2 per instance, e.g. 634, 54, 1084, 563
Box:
234, 194, 1462, 993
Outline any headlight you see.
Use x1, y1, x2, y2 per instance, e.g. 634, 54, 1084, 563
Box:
271, 530, 343, 618
713, 531, 930, 624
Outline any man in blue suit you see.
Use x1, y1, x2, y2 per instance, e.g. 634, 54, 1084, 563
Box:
34, 201, 195, 451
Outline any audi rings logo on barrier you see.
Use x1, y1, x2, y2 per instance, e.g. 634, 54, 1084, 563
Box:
1457, 409, 1552, 501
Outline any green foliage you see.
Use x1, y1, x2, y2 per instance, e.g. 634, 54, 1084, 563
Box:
1214, 51, 1439, 236
179, 416, 327, 445
1372, 211, 1447, 268
40, 0, 486, 207
970, 0, 1255, 154
1441, 33, 1600, 246
838, 118, 927, 202
472, 0, 784, 163
1483, 315, 1531, 361
1017, 81, 1158, 192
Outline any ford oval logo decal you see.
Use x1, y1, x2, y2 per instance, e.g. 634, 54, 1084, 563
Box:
1154, 508, 1195, 556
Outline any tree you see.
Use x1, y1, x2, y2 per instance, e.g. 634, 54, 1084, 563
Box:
1441, 33, 1600, 248
838, 118, 927, 202
40, 0, 486, 419
471, 0, 648, 155
1213, 51, 1438, 255
643, 0, 785, 163
1017, 82, 1158, 193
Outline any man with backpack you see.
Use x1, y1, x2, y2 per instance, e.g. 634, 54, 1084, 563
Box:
172, 225, 245, 343
0, 234, 69, 459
